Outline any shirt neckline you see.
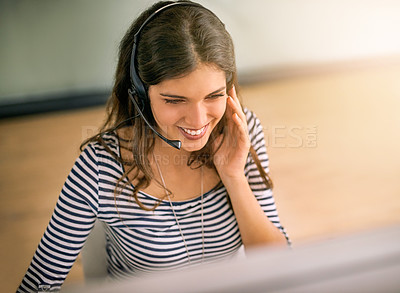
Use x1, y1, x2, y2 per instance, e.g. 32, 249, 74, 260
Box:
111, 131, 223, 205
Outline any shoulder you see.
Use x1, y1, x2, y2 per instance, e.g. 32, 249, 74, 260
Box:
244, 107, 263, 129
80, 131, 120, 164
243, 108, 271, 177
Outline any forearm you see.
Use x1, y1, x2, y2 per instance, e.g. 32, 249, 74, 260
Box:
18, 146, 99, 292
221, 174, 287, 248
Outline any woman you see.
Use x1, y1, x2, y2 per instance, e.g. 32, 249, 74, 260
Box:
18, 1, 289, 292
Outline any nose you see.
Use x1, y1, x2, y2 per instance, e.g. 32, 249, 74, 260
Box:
185, 102, 208, 128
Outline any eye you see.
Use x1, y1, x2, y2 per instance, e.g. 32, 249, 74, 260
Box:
207, 93, 225, 100
164, 99, 184, 104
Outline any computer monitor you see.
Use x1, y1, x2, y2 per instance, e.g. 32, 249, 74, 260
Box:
66, 224, 400, 293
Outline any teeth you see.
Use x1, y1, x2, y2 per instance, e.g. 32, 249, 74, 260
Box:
182, 126, 205, 136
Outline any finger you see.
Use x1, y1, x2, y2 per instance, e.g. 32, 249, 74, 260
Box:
225, 95, 233, 115
228, 85, 238, 100
228, 86, 241, 108
232, 112, 248, 135
227, 96, 247, 124
227, 86, 247, 122
229, 86, 242, 108
231, 113, 250, 148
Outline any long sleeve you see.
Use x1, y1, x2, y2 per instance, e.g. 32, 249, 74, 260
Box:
17, 144, 100, 292
244, 109, 290, 244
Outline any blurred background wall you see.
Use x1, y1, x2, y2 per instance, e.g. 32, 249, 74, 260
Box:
1, 0, 400, 108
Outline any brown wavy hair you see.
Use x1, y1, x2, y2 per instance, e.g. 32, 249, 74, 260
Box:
81, 0, 272, 210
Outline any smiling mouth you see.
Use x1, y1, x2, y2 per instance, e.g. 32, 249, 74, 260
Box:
182, 126, 206, 135
179, 124, 209, 139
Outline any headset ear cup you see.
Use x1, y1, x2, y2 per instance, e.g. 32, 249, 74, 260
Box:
131, 68, 147, 104
128, 88, 145, 114
130, 40, 147, 107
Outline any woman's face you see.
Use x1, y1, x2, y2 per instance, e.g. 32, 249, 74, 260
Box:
148, 63, 227, 153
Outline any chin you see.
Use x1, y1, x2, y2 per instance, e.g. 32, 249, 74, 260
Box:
180, 134, 212, 152
181, 140, 207, 152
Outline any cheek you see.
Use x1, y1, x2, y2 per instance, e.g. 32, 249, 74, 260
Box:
151, 103, 182, 128
151, 102, 169, 125
211, 99, 227, 120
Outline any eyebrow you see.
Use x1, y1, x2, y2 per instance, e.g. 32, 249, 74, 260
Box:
160, 86, 226, 100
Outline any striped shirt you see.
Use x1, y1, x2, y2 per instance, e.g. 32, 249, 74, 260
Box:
17, 109, 289, 292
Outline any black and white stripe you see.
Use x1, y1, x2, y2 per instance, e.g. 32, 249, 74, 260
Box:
17, 108, 289, 292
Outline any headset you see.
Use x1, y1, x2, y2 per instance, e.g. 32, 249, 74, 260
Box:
127, 1, 209, 150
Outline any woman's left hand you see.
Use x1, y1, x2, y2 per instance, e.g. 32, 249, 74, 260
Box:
213, 86, 250, 179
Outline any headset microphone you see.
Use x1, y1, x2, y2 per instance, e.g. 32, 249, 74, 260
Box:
128, 89, 182, 150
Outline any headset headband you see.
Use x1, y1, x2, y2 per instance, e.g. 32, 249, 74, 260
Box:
129, 1, 211, 103
130, 2, 205, 100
